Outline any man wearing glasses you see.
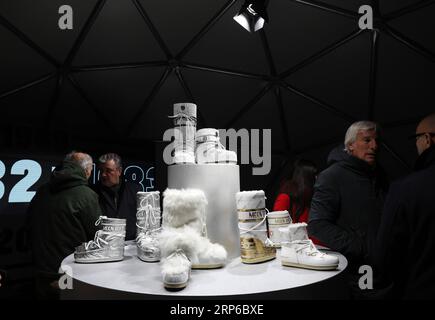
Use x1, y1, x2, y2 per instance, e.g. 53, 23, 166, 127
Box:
374, 113, 435, 299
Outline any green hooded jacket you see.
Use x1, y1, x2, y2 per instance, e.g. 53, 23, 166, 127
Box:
28, 160, 102, 274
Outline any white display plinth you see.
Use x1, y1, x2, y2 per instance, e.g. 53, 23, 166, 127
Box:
167, 164, 240, 259
60, 243, 348, 299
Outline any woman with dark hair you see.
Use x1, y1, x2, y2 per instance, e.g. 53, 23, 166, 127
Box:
273, 159, 321, 244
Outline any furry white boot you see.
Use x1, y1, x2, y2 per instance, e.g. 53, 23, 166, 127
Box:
161, 249, 191, 289
278, 222, 309, 242
279, 222, 339, 270
159, 188, 227, 269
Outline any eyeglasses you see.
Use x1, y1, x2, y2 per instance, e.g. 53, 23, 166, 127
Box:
409, 132, 435, 140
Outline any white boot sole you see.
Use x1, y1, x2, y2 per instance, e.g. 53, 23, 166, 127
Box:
164, 281, 188, 289
281, 260, 338, 270
191, 263, 224, 269
138, 255, 160, 263
241, 256, 276, 264
75, 256, 124, 263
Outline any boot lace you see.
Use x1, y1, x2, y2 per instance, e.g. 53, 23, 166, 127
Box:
84, 216, 126, 250
168, 112, 196, 151
84, 230, 108, 250
136, 193, 161, 245
238, 208, 275, 247
166, 248, 190, 263
294, 239, 325, 257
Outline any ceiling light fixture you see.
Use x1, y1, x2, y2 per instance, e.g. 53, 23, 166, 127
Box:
233, 0, 269, 33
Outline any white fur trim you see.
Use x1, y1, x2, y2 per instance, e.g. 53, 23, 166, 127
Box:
161, 251, 191, 275
163, 188, 208, 228
158, 226, 227, 265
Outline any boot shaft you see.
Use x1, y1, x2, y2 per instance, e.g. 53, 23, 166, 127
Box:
162, 188, 207, 235
173, 102, 197, 125
136, 191, 161, 233
98, 217, 126, 247
97, 216, 126, 234
195, 128, 237, 164
173, 103, 196, 151
195, 128, 220, 145
267, 210, 292, 246
236, 190, 276, 263
279, 222, 309, 242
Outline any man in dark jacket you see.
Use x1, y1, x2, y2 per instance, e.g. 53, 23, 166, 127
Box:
93, 153, 141, 240
374, 113, 435, 299
28, 151, 101, 298
308, 121, 387, 297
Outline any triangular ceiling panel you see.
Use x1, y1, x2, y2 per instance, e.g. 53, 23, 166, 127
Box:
51, 79, 107, 138
374, 32, 435, 124
388, 3, 435, 53
230, 90, 288, 154
281, 87, 350, 151
1, 77, 56, 127
285, 31, 371, 120
72, 66, 166, 135
73, 0, 166, 66
380, 0, 421, 15
138, 0, 228, 56
381, 124, 418, 170
130, 70, 189, 141
317, 0, 369, 12
0, 0, 99, 63
240, 154, 288, 201
377, 144, 413, 182
183, 2, 269, 74
267, 0, 357, 73
0, 25, 55, 94
182, 68, 266, 129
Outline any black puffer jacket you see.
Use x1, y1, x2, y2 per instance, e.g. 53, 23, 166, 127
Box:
28, 161, 101, 274
308, 146, 387, 269
374, 145, 435, 299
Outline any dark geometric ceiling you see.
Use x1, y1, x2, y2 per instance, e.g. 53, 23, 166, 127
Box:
1, 0, 435, 182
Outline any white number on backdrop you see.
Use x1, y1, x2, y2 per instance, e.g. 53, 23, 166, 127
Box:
0, 161, 5, 199
124, 165, 145, 191
145, 167, 155, 191
8, 160, 42, 203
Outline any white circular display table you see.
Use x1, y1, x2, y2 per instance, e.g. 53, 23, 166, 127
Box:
60, 242, 348, 299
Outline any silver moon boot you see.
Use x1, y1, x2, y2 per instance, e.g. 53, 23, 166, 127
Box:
74, 216, 126, 263
136, 191, 161, 262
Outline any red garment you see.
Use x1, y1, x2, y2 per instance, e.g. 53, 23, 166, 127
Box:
272, 193, 323, 246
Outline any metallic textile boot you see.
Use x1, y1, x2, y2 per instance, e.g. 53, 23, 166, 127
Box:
136, 191, 161, 262
195, 128, 237, 164
169, 102, 197, 164
74, 216, 126, 263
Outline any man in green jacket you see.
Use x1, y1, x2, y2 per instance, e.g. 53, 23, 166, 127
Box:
28, 151, 102, 299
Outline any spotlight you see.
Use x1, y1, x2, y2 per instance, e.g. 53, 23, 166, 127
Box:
233, 0, 269, 33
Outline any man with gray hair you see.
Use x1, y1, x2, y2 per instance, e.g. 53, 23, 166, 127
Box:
28, 151, 102, 299
92, 153, 141, 240
308, 121, 388, 298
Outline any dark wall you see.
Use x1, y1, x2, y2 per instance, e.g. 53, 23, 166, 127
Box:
1, 0, 435, 298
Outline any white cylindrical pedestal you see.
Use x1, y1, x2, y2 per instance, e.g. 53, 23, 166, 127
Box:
167, 164, 240, 258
